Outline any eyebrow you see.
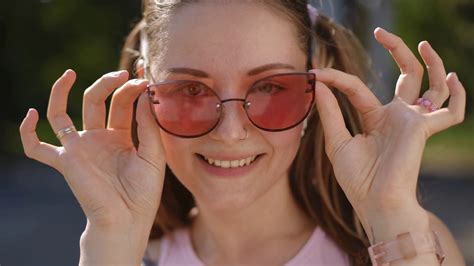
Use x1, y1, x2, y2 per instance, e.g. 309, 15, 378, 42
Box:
165, 63, 296, 78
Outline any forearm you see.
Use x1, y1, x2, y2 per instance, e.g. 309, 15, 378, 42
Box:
359, 205, 440, 265
79, 220, 152, 266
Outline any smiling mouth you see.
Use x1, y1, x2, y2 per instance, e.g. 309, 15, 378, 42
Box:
196, 153, 263, 169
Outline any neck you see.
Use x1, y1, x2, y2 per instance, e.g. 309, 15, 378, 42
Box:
190, 174, 315, 264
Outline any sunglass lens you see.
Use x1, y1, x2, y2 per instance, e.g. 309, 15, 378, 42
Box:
148, 81, 221, 137
245, 73, 314, 131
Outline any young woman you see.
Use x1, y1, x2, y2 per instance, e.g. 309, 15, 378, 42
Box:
20, 0, 466, 265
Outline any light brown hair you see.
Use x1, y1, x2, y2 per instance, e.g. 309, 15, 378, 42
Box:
119, 1, 372, 264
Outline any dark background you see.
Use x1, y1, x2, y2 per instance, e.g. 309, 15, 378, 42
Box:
1, 0, 473, 265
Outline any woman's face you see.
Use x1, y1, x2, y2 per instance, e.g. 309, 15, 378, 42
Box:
152, 2, 308, 211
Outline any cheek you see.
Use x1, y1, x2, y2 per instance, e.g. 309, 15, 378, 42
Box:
160, 133, 206, 198
264, 127, 302, 174
160, 133, 194, 177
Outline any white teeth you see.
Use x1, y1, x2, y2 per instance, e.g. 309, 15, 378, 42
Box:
221, 161, 230, 168
230, 160, 239, 168
245, 157, 251, 165
203, 155, 259, 168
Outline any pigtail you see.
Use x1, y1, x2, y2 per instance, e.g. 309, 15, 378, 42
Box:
312, 14, 370, 136
118, 20, 145, 77
290, 13, 373, 266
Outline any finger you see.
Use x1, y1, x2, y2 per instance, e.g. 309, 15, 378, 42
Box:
47, 69, 80, 143
312, 68, 382, 115
107, 79, 149, 130
418, 41, 450, 108
314, 81, 352, 159
425, 73, 466, 136
20, 108, 61, 168
136, 92, 166, 166
374, 27, 424, 103
82, 70, 129, 130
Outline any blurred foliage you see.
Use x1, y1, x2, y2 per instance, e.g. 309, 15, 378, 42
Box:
393, 0, 474, 171
1, 0, 472, 170
423, 117, 474, 172
394, 0, 473, 113
1, 0, 140, 156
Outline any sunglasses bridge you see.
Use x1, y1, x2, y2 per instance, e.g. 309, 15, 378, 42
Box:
216, 98, 251, 112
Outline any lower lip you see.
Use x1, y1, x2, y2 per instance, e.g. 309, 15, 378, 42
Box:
196, 154, 263, 177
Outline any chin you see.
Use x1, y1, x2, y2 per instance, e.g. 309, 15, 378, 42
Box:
195, 189, 259, 213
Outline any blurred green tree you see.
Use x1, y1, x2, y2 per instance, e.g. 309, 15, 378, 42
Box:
394, 0, 473, 113
1, 0, 140, 155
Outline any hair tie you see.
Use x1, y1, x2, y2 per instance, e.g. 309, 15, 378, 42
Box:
307, 3, 318, 26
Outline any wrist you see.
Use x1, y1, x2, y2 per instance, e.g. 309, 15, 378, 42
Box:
359, 205, 441, 265
362, 205, 430, 244
79, 219, 152, 266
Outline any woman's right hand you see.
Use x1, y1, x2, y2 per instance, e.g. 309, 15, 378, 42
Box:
19, 69, 166, 231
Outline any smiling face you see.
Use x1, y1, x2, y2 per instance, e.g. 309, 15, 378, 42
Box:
149, 2, 308, 211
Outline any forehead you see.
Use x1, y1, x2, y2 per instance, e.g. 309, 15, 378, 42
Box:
157, 2, 307, 78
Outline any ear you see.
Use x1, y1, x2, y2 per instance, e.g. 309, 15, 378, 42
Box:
135, 58, 145, 78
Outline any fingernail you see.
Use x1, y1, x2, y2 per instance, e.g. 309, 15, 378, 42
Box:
311, 69, 321, 75
132, 79, 143, 85
62, 69, 71, 77
111, 70, 126, 77
452, 72, 458, 81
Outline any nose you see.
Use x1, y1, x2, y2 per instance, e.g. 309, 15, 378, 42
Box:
208, 98, 250, 143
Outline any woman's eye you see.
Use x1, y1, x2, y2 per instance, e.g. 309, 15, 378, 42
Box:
256, 83, 284, 94
179, 83, 206, 96
186, 85, 202, 95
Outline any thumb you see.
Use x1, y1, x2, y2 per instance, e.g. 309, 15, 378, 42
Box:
315, 81, 352, 159
136, 92, 166, 167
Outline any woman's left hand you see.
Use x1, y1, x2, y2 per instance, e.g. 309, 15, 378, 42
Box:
312, 28, 466, 234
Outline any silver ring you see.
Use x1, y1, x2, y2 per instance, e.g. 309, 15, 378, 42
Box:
56, 126, 77, 140
240, 128, 248, 140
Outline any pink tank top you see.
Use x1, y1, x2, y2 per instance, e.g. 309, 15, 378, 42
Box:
153, 226, 350, 265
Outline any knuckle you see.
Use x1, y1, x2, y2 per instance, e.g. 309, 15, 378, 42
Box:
440, 90, 450, 99
46, 112, 54, 121
348, 75, 363, 94
402, 62, 423, 75
100, 73, 114, 82
83, 87, 95, 101
455, 113, 465, 124
413, 63, 424, 75
95, 73, 115, 87
46, 112, 57, 122
393, 35, 403, 45
19, 123, 26, 134
431, 53, 444, 66
23, 146, 35, 159
46, 113, 64, 126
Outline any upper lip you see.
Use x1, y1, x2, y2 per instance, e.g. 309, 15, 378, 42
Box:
196, 153, 262, 161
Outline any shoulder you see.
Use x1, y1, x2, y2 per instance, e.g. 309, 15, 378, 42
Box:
427, 211, 466, 265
